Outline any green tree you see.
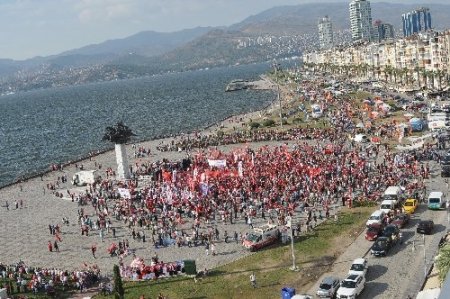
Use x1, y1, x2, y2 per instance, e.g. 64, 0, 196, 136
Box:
113, 264, 125, 299
436, 244, 450, 282
102, 121, 136, 145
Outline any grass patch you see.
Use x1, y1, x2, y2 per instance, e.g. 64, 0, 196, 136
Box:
94, 207, 372, 299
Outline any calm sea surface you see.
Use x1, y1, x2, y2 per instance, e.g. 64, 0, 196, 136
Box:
0, 62, 278, 187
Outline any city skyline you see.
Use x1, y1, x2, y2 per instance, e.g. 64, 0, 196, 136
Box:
0, 0, 447, 60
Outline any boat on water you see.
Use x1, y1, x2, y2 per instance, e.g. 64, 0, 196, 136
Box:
225, 79, 250, 92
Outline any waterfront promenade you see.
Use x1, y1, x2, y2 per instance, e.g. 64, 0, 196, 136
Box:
0, 108, 289, 274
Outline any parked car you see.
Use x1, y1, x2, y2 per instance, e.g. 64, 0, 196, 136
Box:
366, 210, 386, 227
370, 236, 393, 257
336, 274, 365, 299
417, 220, 435, 235
403, 198, 418, 214
391, 213, 410, 228
316, 276, 341, 298
365, 223, 384, 241
382, 224, 400, 243
348, 258, 368, 277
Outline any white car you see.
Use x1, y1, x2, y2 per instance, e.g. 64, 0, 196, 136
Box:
336, 274, 365, 299
348, 258, 368, 277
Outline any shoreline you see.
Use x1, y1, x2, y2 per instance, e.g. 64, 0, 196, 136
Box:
0, 77, 277, 191
0, 75, 283, 274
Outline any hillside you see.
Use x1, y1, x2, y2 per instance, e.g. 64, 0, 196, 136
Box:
60, 27, 213, 58
1, 2, 450, 93
231, 2, 450, 34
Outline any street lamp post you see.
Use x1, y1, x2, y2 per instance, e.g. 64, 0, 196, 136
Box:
423, 234, 427, 279
278, 84, 283, 128
287, 216, 298, 271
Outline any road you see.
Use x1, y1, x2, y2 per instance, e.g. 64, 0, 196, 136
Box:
308, 160, 450, 299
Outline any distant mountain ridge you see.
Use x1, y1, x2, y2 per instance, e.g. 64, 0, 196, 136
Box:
60, 27, 213, 58
1, 2, 450, 93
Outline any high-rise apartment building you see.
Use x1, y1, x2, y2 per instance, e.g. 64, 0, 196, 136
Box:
373, 20, 395, 42
402, 7, 432, 37
349, 0, 374, 42
318, 16, 334, 50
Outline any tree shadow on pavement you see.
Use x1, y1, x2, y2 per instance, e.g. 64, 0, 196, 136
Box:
366, 264, 388, 281
361, 281, 388, 297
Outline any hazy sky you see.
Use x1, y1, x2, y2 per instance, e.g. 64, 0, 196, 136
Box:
0, 0, 446, 60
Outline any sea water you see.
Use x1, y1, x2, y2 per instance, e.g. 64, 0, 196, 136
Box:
0, 62, 278, 187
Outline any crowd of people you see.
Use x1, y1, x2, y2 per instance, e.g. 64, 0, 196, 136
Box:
53, 97, 438, 285
0, 260, 100, 297
3, 74, 444, 299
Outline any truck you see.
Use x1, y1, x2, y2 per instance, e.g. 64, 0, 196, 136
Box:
243, 224, 279, 251
71, 170, 101, 186
382, 186, 403, 207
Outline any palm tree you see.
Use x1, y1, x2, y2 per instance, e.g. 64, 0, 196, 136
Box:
414, 66, 421, 88
436, 244, 450, 282
435, 70, 445, 91
382, 66, 390, 83
420, 68, 428, 90
103, 121, 136, 180
401, 68, 409, 86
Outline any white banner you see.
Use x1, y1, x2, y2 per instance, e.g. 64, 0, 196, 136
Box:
118, 188, 131, 199
238, 161, 243, 178
208, 159, 227, 168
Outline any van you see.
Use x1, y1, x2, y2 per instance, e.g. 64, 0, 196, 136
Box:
71, 170, 101, 186
366, 210, 386, 227
383, 186, 402, 204
427, 191, 446, 210
380, 200, 396, 213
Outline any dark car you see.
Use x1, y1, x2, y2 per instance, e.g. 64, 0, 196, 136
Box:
365, 223, 384, 241
442, 166, 450, 178
370, 236, 392, 256
441, 155, 450, 166
391, 213, 410, 228
382, 224, 400, 243
417, 220, 434, 235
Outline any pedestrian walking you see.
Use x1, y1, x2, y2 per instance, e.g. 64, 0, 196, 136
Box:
91, 245, 97, 258
250, 272, 256, 288
54, 241, 59, 252
248, 216, 253, 229
48, 241, 53, 252
205, 242, 210, 255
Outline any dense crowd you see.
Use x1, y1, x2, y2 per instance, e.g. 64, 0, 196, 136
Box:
12, 78, 442, 298
45, 85, 446, 285
0, 260, 100, 297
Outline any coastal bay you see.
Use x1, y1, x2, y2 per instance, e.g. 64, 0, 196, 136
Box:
0, 62, 279, 188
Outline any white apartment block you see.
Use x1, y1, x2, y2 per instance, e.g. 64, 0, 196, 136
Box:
349, 0, 374, 42
303, 29, 450, 89
318, 16, 334, 50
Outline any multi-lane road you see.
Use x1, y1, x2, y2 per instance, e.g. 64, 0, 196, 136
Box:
308, 160, 450, 299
